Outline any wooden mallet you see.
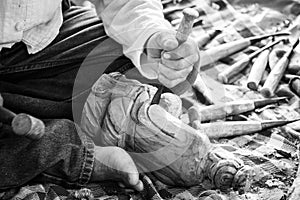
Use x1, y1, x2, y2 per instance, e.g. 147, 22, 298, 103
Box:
0, 106, 45, 139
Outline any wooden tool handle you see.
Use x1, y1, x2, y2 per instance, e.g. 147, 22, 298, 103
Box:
261, 56, 289, 97
199, 39, 251, 67
199, 121, 261, 139
219, 39, 283, 84
0, 106, 45, 139
197, 29, 222, 49
199, 32, 289, 68
170, 8, 201, 96
262, 39, 300, 97
175, 8, 199, 44
198, 100, 255, 122
218, 57, 250, 84
0, 106, 17, 125
12, 113, 45, 140
247, 49, 270, 90
276, 84, 297, 99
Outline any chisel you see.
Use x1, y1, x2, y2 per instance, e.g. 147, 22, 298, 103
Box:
152, 8, 212, 104
247, 49, 272, 90
0, 106, 45, 139
199, 31, 290, 68
261, 38, 300, 97
218, 39, 284, 84
198, 118, 300, 139
197, 29, 222, 49
188, 97, 286, 123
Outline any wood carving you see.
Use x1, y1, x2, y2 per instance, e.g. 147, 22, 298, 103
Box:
81, 73, 252, 191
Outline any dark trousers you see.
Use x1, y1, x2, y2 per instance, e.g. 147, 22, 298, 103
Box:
0, 3, 133, 189
0, 3, 128, 120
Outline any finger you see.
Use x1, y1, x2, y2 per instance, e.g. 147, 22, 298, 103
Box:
162, 53, 198, 70
151, 31, 179, 51
132, 180, 144, 192
125, 171, 140, 188
121, 176, 143, 192
158, 73, 186, 88
159, 63, 193, 81
163, 40, 199, 60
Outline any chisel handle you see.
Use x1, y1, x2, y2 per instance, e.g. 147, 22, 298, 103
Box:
199, 32, 289, 68
12, 114, 45, 140
247, 49, 270, 90
218, 57, 250, 84
151, 8, 199, 104
0, 106, 45, 139
198, 100, 255, 122
199, 39, 251, 67
261, 39, 299, 97
199, 121, 262, 139
219, 39, 283, 84
175, 8, 199, 44
261, 56, 289, 97
0, 106, 16, 125
169, 8, 199, 95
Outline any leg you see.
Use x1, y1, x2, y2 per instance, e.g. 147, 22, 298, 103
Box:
0, 2, 141, 190
0, 119, 95, 189
0, 119, 143, 191
0, 4, 125, 120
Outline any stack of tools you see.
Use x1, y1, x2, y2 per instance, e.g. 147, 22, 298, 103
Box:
187, 97, 300, 139
151, 0, 300, 199
159, 0, 300, 138
202, 22, 300, 99
162, 0, 300, 100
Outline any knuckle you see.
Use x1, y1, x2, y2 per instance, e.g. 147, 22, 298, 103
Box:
159, 77, 178, 88
180, 69, 192, 78
177, 77, 186, 85
164, 80, 173, 88
183, 57, 193, 66
192, 53, 199, 63
166, 82, 174, 88
186, 65, 194, 74
162, 59, 179, 69
158, 75, 167, 86
168, 80, 179, 88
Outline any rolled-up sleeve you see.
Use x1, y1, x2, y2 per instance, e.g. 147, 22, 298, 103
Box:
92, 0, 173, 79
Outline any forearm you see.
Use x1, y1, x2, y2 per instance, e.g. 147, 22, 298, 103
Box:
92, 0, 173, 78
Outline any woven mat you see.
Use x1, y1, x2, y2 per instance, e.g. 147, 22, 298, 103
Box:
2, 0, 300, 200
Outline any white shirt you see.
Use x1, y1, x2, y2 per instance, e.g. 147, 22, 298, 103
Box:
0, 0, 172, 78
0, 0, 63, 54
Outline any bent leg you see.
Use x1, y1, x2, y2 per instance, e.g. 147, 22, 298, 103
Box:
0, 4, 124, 119
0, 3, 127, 190
0, 119, 94, 190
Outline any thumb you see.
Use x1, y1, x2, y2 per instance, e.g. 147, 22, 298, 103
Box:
153, 32, 178, 51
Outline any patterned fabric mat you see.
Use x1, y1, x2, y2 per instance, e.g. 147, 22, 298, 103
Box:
2, 0, 300, 200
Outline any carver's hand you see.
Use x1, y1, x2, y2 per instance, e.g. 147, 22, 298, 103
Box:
145, 30, 200, 88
